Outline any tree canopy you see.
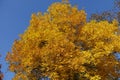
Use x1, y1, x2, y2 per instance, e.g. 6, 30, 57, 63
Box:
89, 0, 120, 23
6, 1, 120, 80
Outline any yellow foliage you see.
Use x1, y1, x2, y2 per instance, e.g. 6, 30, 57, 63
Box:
6, 1, 120, 80
90, 75, 101, 80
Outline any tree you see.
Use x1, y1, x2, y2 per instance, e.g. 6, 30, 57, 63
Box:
89, 0, 120, 23
0, 57, 3, 80
89, 11, 115, 22
6, 1, 120, 80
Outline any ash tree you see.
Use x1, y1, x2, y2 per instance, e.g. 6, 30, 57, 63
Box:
6, 0, 120, 80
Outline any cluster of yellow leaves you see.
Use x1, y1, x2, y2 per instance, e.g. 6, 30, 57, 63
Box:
6, 1, 120, 80
79, 20, 120, 79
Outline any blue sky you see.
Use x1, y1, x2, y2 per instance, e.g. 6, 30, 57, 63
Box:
0, 0, 114, 80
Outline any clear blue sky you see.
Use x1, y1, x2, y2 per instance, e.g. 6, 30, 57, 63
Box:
0, 0, 114, 80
